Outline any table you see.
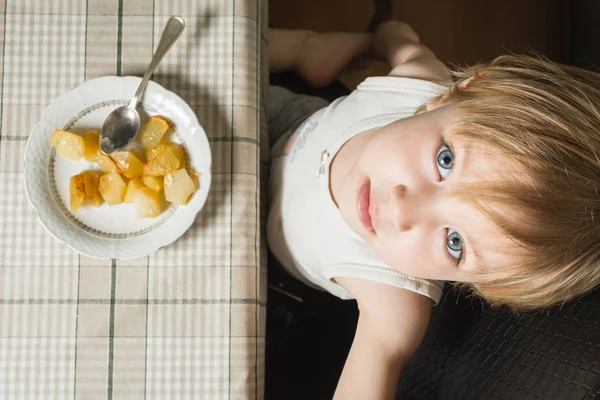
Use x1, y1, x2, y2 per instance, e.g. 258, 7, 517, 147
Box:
0, 0, 268, 398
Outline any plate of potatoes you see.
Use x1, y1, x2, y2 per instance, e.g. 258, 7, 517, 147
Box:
24, 76, 212, 259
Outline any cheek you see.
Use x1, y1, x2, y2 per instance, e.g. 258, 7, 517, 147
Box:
362, 134, 401, 162
359, 131, 435, 182
371, 235, 452, 280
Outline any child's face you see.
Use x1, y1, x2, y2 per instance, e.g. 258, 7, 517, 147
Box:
330, 104, 522, 282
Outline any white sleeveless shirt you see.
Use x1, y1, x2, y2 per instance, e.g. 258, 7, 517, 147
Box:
267, 77, 447, 303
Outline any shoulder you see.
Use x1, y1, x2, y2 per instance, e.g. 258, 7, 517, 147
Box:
355, 75, 448, 96
349, 76, 448, 113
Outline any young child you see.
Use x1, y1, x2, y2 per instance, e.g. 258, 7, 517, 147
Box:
267, 21, 600, 399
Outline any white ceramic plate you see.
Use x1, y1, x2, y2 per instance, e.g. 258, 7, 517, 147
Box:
24, 76, 212, 259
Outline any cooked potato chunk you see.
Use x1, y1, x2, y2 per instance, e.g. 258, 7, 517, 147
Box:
109, 151, 144, 179
124, 178, 146, 204
164, 169, 196, 205
134, 187, 162, 218
146, 141, 185, 165
96, 154, 118, 173
83, 171, 101, 206
145, 143, 165, 161
82, 129, 101, 161
50, 129, 85, 161
70, 174, 86, 211
98, 172, 126, 206
144, 146, 180, 176
140, 116, 169, 149
142, 175, 163, 192
165, 142, 185, 166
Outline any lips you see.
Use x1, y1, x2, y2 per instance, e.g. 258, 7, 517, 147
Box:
357, 180, 374, 232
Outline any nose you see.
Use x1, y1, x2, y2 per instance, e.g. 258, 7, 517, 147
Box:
390, 184, 433, 232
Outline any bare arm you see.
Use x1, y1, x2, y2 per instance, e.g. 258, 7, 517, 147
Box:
333, 277, 433, 400
371, 21, 451, 83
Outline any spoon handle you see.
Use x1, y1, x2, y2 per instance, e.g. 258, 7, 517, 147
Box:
129, 16, 186, 108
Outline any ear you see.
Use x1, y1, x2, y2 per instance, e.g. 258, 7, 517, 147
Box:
458, 77, 474, 90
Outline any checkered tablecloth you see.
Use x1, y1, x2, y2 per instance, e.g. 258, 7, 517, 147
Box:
0, 0, 268, 398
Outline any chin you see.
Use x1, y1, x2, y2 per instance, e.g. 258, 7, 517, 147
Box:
353, 218, 374, 243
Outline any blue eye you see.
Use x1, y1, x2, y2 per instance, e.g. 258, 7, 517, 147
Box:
446, 229, 463, 260
436, 144, 454, 179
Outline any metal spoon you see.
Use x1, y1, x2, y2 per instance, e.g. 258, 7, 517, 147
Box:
99, 16, 185, 154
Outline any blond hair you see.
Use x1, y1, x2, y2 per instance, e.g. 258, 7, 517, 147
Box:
442, 54, 600, 311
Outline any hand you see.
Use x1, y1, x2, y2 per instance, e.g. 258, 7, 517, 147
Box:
375, 21, 420, 45
372, 21, 422, 66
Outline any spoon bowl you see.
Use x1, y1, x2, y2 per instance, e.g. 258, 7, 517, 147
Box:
99, 105, 140, 154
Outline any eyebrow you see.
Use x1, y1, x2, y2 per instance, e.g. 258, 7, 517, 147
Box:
452, 142, 487, 270
442, 133, 490, 270
456, 140, 472, 177
466, 235, 486, 271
